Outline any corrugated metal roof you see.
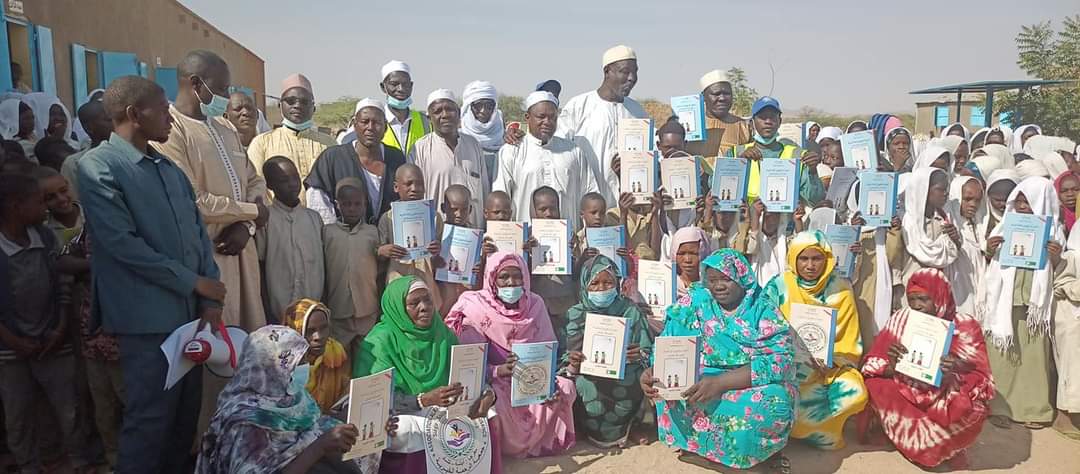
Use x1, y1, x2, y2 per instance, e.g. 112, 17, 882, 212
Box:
909, 80, 1071, 94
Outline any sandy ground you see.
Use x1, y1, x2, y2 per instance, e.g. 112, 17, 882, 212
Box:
503, 423, 1080, 474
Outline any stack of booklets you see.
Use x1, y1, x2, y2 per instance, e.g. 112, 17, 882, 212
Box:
653, 336, 701, 400
585, 225, 627, 278
825, 224, 860, 278
391, 199, 436, 262
510, 341, 558, 407
530, 219, 571, 275
637, 260, 676, 317
621, 151, 658, 205
669, 95, 706, 142
711, 158, 750, 211
343, 368, 394, 461
580, 313, 633, 379
840, 130, 877, 170
895, 310, 955, 387
617, 118, 654, 152
857, 172, 898, 227
660, 155, 700, 210
759, 159, 800, 212
485, 221, 528, 257
999, 212, 1054, 270
436, 224, 483, 286
448, 343, 488, 418
789, 303, 838, 367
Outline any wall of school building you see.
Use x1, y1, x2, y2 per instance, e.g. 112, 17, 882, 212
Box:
913, 96, 1008, 137
0, 0, 264, 113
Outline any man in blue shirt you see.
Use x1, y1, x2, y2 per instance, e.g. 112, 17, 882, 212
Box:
77, 75, 226, 474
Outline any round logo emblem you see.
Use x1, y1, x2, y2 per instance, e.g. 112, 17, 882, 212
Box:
798, 324, 828, 353
423, 409, 491, 473
516, 364, 549, 396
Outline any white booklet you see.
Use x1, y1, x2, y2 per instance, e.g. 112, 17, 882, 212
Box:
637, 260, 676, 317
660, 156, 700, 210
653, 336, 701, 400
510, 341, 559, 407
435, 224, 483, 285
789, 303, 838, 368
529, 219, 571, 275
580, 313, 633, 379
448, 343, 488, 419
895, 310, 955, 387
485, 220, 527, 257
343, 368, 394, 461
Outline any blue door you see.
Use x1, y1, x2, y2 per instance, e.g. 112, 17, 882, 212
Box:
100, 51, 138, 89
71, 43, 88, 106
155, 67, 178, 102
0, 17, 12, 91
34, 25, 55, 96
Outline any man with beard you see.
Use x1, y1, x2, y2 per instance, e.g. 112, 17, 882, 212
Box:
409, 89, 488, 227
686, 69, 751, 165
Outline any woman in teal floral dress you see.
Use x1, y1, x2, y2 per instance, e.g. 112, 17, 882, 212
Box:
641, 249, 796, 471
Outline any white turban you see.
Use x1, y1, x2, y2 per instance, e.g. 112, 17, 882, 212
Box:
426, 89, 457, 109
460, 81, 504, 152
354, 98, 386, 114
462, 80, 497, 106
816, 126, 843, 143
602, 45, 636, 68
698, 69, 730, 91
380, 60, 410, 81
524, 91, 558, 111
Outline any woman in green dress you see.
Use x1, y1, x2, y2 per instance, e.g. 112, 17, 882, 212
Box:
561, 255, 654, 447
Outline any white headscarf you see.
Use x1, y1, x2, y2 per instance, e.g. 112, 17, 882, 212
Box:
1016, 159, 1051, 179
912, 144, 952, 174
459, 80, 503, 152
1010, 124, 1041, 154
935, 135, 967, 159
816, 126, 842, 144
980, 176, 1063, 350
902, 167, 959, 270
947, 176, 989, 314
752, 214, 790, 287
985, 169, 1020, 221
24, 92, 77, 148
1036, 151, 1070, 179
941, 122, 970, 141
1024, 135, 1077, 160
970, 127, 991, 149
846, 179, 893, 333
802, 121, 819, 145
0, 98, 22, 140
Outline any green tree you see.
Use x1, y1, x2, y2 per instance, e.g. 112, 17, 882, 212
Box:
727, 67, 758, 117
313, 96, 359, 130
995, 15, 1080, 138
498, 94, 525, 124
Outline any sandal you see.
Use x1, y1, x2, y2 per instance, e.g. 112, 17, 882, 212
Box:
1022, 421, 1047, 430
767, 453, 791, 474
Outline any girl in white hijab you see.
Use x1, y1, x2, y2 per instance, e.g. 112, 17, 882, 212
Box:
984, 169, 1020, 229
1050, 220, 1080, 437
935, 135, 969, 174
901, 167, 960, 288
0, 98, 22, 140
1010, 124, 1042, 154
911, 144, 953, 174
1016, 159, 1051, 179
980, 176, 1062, 428
23, 92, 77, 149
941, 122, 970, 141
947, 176, 989, 315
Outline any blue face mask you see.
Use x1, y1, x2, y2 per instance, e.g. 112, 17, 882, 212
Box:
195, 78, 229, 118
587, 288, 618, 308
497, 286, 524, 304
282, 118, 314, 131
386, 95, 413, 110
288, 363, 310, 395
753, 129, 777, 146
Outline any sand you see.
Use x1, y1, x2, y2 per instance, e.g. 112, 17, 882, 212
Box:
503, 423, 1080, 473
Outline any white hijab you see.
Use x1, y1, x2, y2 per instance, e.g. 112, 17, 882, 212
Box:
459, 80, 504, 152
902, 167, 959, 269
912, 144, 953, 174
753, 214, 790, 287
845, 180, 893, 333
985, 169, 1020, 222
24, 92, 77, 148
941, 122, 970, 141
1010, 124, 1042, 154
981, 144, 1015, 170
1036, 151, 1070, 179
1025, 135, 1077, 160
0, 98, 22, 140
947, 176, 989, 315
980, 176, 1063, 351
1016, 159, 1051, 179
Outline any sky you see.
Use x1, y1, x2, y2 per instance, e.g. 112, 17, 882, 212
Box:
180, 0, 1078, 115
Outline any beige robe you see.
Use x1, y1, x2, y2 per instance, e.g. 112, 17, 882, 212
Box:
247, 126, 336, 205
377, 209, 445, 311
323, 221, 381, 348
1053, 250, 1080, 412
255, 200, 325, 321
409, 133, 489, 228
153, 105, 267, 332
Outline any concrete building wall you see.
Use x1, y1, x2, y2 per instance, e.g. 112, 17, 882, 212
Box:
14, 0, 264, 110
913, 95, 1003, 136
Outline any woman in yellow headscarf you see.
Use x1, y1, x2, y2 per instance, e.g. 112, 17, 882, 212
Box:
282, 298, 350, 413
763, 230, 867, 450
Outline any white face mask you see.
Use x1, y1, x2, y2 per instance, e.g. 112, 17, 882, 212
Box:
195, 77, 229, 118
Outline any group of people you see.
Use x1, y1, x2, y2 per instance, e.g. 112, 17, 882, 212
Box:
0, 41, 1078, 474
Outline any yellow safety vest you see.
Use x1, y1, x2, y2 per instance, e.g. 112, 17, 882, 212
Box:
729, 142, 801, 203
382, 109, 429, 155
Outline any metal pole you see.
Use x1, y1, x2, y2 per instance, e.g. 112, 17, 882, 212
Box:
956, 90, 963, 122
985, 86, 994, 128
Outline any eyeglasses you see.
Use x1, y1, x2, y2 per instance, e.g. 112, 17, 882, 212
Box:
281, 97, 313, 107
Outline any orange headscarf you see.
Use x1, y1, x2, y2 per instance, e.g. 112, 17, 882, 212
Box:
282, 298, 349, 413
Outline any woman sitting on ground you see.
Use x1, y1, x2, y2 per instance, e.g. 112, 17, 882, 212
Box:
283, 298, 351, 413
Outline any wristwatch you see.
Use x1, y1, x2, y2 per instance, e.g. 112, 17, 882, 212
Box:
245, 221, 256, 237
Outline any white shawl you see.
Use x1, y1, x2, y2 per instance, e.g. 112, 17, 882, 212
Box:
459, 80, 504, 152
980, 176, 1063, 351
947, 176, 989, 315
902, 167, 959, 269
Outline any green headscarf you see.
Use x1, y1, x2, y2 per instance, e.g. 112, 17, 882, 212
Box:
353, 276, 457, 395
575, 254, 634, 314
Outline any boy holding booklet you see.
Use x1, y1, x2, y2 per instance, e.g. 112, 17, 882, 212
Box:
323, 178, 381, 351
438, 184, 483, 316
529, 187, 577, 329
608, 191, 664, 262
377, 164, 445, 311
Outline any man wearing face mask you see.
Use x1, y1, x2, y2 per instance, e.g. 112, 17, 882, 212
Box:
686, 69, 751, 167
409, 89, 488, 227
246, 73, 336, 200
553, 45, 648, 206
151, 49, 269, 438
729, 96, 824, 205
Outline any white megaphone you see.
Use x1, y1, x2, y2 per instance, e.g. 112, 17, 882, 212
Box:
162, 320, 248, 389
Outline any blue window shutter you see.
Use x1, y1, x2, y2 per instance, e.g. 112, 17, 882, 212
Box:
0, 19, 12, 91
101, 51, 138, 88
154, 67, 178, 102
139, 62, 149, 78
71, 43, 88, 107
934, 106, 950, 127
34, 25, 55, 96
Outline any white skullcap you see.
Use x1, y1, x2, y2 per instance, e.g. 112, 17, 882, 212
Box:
602, 45, 637, 68
524, 91, 559, 111
354, 98, 386, 114
462, 80, 497, 106
380, 60, 411, 81
426, 89, 457, 108
698, 69, 730, 91
816, 126, 843, 144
